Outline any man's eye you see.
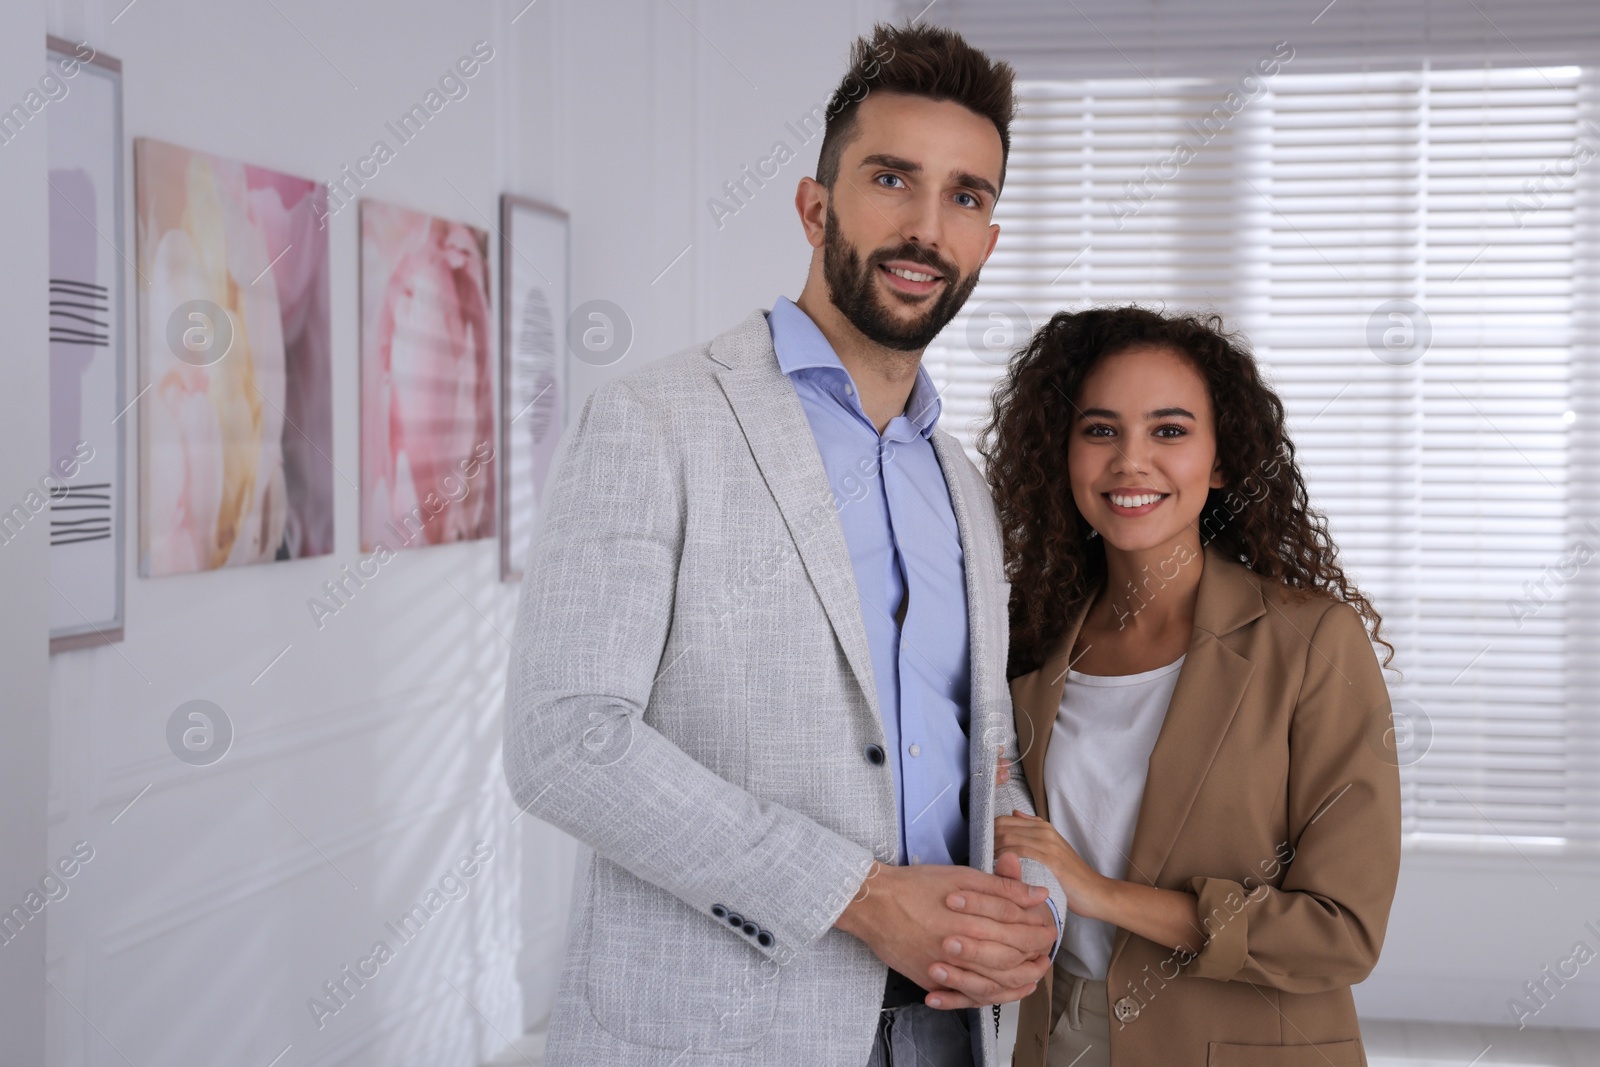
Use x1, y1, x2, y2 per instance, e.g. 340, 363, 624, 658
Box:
954, 191, 981, 208
877, 173, 906, 189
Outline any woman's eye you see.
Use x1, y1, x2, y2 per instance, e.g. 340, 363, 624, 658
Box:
1154, 424, 1188, 438
1084, 424, 1115, 438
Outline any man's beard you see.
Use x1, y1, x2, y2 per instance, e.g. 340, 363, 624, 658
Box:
822, 202, 981, 352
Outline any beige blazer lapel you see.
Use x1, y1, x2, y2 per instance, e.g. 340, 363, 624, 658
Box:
1121, 547, 1263, 886
1106, 546, 1263, 969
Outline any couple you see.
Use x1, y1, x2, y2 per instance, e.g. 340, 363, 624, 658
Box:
503, 21, 1401, 1067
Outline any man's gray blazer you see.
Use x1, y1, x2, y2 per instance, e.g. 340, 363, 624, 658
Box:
503, 308, 1065, 1066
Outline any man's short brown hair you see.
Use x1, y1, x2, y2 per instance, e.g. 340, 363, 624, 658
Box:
815, 22, 1017, 196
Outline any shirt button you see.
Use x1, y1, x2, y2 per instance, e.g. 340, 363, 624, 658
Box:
908, 743, 921, 757
911, 854, 921, 864
845, 383, 856, 395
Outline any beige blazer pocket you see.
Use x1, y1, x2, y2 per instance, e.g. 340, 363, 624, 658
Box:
1208, 1039, 1364, 1067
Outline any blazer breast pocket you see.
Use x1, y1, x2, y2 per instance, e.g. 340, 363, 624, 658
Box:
581, 860, 781, 1051
1208, 1039, 1364, 1066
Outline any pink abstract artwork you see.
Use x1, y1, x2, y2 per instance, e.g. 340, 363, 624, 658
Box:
359, 200, 496, 553
135, 138, 333, 577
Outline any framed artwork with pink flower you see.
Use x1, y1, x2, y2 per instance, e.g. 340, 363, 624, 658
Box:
133, 137, 334, 577
358, 199, 496, 554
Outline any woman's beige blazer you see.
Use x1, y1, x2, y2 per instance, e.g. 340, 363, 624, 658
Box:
1010, 544, 1402, 1066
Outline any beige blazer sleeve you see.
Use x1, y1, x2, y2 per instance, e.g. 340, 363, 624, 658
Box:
1183, 599, 1402, 991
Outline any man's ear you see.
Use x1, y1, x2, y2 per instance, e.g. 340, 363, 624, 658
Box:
979, 221, 1001, 268
795, 177, 828, 249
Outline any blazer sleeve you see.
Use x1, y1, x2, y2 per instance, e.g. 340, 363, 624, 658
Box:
501, 380, 875, 965
1182, 599, 1402, 991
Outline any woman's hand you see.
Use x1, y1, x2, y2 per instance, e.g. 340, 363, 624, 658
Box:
996, 809, 1207, 956
994, 810, 1114, 923
990, 750, 1200, 950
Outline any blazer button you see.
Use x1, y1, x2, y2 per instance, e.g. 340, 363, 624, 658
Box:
756, 929, 775, 948
710, 904, 727, 919
740, 920, 759, 938
1113, 996, 1141, 1023
864, 743, 886, 765
726, 912, 744, 928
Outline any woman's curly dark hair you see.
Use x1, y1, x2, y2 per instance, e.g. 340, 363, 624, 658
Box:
977, 305, 1393, 678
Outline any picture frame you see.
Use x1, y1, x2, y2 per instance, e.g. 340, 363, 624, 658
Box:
497, 194, 569, 583
46, 36, 124, 653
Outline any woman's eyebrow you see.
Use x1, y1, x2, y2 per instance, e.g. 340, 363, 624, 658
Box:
1075, 405, 1197, 421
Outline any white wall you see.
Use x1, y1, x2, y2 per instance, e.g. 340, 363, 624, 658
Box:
1357, 851, 1600, 1028
43, 2, 523, 1063
0, 0, 54, 1063
30, 0, 892, 1064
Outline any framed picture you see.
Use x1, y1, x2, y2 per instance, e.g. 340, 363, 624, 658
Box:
498, 195, 569, 583
133, 137, 334, 577
359, 199, 496, 554
46, 37, 124, 652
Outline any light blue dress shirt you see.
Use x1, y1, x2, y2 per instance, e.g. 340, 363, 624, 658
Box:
766, 297, 1062, 956
769, 296, 973, 868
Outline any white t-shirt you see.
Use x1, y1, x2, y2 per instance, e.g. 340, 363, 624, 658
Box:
1043, 654, 1185, 980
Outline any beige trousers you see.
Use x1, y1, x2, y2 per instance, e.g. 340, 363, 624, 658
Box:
1047, 965, 1112, 1067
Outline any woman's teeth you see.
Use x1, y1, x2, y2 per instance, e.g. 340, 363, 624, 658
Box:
1109, 492, 1164, 508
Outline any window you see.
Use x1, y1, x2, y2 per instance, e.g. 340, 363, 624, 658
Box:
920, 61, 1600, 850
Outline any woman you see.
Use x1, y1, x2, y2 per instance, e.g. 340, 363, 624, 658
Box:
981, 307, 1401, 1067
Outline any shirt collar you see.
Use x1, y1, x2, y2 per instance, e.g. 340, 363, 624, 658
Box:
767, 295, 942, 438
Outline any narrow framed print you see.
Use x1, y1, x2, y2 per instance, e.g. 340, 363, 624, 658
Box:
498, 195, 569, 583
46, 36, 124, 652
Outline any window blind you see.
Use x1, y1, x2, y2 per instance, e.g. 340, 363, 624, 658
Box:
914, 50, 1600, 848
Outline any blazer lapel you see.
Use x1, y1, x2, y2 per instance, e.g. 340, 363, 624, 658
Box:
1120, 546, 1262, 889
930, 431, 997, 723
928, 430, 1009, 871
710, 310, 882, 726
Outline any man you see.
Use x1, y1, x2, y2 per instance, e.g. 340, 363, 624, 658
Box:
503, 22, 1064, 1066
